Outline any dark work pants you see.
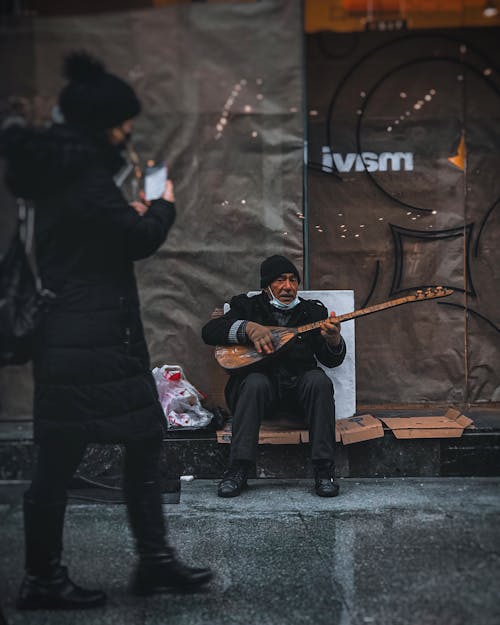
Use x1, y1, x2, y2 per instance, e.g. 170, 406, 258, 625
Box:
226, 368, 336, 464
27, 437, 162, 504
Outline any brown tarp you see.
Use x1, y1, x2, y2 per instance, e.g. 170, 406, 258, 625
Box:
307, 28, 500, 404
2, 12, 499, 418
0, 0, 303, 417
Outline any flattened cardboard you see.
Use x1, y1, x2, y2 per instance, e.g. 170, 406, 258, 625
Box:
217, 408, 475, 445
257, 424, 305, 444
380, 410, 474, 439
216, 426, 233, 444
216, 422, 309, 445
217, 416, 383, 445
337, 414, 384, 445
444, 408, 474, 428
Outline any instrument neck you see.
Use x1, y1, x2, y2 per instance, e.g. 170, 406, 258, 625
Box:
296, 294, 415, 334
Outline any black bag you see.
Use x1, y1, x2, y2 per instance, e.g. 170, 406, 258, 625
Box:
0, 201, 55, 367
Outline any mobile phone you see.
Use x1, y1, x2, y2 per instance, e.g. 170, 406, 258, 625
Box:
144, 162, 167, 201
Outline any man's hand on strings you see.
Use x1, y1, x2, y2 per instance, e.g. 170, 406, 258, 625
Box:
320, 312, 341, 348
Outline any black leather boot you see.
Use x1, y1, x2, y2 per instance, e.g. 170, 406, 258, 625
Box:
17, 496, 107, 610
131, 549, 213, 595
217, 461, 249, 498
125, 480, 213, 595
313, 461, 340, 498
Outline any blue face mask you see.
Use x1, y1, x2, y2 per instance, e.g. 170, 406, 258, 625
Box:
267, 287, 300, 310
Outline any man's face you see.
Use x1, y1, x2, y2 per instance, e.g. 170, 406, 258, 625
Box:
269, 273, 299, 304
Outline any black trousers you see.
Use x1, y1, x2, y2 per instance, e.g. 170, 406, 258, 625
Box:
27, 436, 162, 504
226, 368, 336, 464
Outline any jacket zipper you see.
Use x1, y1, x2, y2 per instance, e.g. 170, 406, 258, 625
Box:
120, 296, 131, 353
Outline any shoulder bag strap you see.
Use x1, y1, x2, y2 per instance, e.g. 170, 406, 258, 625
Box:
17, 198, 80, 297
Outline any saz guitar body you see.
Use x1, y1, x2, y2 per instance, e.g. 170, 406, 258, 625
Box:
214, 327, 298, 372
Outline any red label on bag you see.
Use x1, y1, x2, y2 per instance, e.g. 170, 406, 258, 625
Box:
166, 371, 182, 381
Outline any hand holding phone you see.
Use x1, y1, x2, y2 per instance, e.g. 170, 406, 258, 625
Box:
144, 161, 168, 201
162, 179, 175, 203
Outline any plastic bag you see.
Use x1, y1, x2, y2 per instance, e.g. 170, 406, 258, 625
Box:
152, 365, 213, 430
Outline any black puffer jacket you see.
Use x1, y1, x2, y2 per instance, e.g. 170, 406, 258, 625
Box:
2, 124, 175, 444
202, 292, 346, 395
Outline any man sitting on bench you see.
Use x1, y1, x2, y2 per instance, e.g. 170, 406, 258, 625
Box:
201, 255, 346, 498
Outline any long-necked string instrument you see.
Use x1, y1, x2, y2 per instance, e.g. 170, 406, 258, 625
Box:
214, 286, 454, 372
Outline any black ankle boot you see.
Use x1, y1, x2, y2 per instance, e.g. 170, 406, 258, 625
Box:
313, 461, 339, 498
17, 564, 107, 610
217, 461, 249, 498
17, 496, 106, 610
131, 549, 213, 595
125, 479, 213, 595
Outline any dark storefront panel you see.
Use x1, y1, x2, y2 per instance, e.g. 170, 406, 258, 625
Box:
307, 28, 500, 405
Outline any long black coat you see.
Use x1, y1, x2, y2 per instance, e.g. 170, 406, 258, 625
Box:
3, 124, 175, 444
202, 292, 346, 405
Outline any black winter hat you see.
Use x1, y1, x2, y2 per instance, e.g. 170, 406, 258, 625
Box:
58, 51, 141, 131
260, 255, 301, 288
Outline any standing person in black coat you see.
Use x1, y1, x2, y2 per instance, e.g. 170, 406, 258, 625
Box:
1, 52, 212, 610
201, 255, 346, 499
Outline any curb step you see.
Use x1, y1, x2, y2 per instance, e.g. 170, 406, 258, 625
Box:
1, 412, 499, 481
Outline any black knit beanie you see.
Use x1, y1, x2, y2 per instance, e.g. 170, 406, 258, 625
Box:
260, 255, 301, 288
58, 51, 141, 131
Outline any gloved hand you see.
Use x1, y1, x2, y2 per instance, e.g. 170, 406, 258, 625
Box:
245, 322, 275, 354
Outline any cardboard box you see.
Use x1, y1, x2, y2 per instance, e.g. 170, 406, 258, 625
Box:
380, 408, 474, 439
337, 414, 384, 445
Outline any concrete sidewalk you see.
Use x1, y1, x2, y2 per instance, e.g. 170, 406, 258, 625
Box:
1, 477, 499, 625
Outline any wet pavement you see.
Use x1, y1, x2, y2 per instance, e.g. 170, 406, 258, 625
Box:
1, 477, 499, 625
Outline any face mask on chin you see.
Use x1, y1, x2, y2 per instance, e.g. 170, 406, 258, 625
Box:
267, 286, 300, 311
